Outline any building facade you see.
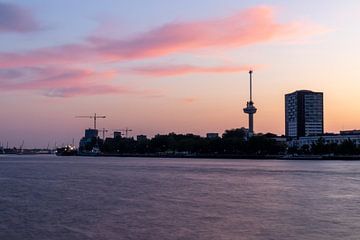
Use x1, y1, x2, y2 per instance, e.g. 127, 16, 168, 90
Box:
114, 131, 122, 138
85, 129, 99, 138
137, 135, 148, 141
287, 133, 360, 148
206, 133, 219, 139
285, 90, 324, 138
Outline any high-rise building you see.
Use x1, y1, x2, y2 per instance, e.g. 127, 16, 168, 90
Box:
285, 90, 324, 138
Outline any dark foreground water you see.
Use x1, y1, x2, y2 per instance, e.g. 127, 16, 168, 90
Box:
1, 156, 360, 240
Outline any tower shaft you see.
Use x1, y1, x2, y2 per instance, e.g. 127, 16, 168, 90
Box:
249, 111, 254, 134
243, 70, 257, 136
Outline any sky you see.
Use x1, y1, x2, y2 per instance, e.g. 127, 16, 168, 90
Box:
0, 0, 360, 148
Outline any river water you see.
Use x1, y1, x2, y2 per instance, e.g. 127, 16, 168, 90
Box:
0, 155, 360, 240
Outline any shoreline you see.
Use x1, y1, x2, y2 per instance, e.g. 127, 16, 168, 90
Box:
3, 152, 360, 160
96, 153, 360, 161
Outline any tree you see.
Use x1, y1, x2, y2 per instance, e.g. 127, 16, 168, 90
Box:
246, 135, 286, 155
336, 139, 359, 155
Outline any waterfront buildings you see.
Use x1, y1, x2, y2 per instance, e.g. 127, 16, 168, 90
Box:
285, 90, 324, 138
340, 130, 360, 135
284, 90, 360, 150
288, 131, 360, 148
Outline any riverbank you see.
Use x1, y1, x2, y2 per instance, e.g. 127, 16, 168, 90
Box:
3, 152, 360, 160
97, 153, 360, 160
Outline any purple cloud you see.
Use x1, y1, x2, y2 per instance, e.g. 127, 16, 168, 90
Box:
0, 2, 40, 33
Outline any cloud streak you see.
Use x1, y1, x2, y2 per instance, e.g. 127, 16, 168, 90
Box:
92, 6, 325, 60
0, 2, 40, 33
0, 6, 325, 68
127, 64, 253, 77
0, 67, 131, 97
181, 97, 197, 104
0, 6, 326, 97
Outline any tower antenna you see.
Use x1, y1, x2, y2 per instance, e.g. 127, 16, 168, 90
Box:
249, 70, 253, 102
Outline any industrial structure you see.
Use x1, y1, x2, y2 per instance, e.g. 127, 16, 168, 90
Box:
243, 70, 257, 136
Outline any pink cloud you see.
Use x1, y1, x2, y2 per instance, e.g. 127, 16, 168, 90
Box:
0, 66, 162, 97
43, 85, 133, 98
181, 97, 197, 104
0, 6, 327, 97
0, 2, 40, 33
0, 44, 95, 68
127, 64, 253, 77
0, 6, 325, 68
92, 6, 314, 60
0, 68, 23, 79
0, 67, 122, 97
42, 84, 161, 98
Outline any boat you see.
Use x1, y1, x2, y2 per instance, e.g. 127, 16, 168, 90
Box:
55, 145, 77, 156
78, 147, 102, 156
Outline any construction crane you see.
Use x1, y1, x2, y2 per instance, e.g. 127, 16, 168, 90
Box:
112, 128, 133, 138
121, 128, 133, 138
76, 113, 106, 129
100, 128, 109, 140
19, 140, 24, 153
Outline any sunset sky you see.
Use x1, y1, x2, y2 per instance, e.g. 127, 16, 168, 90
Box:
1, 0, 360, 148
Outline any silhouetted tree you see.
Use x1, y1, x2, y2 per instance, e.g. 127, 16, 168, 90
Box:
336, 139, 359, 155
246, 135, 286, 155
222, 128, 247, 154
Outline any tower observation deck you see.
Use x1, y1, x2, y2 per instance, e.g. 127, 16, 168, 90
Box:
243, 70, 257, 136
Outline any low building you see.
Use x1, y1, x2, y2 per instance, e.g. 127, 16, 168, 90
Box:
288, 133, 360, 148
114, 131, 122, 138
206, 133, 219, 139
137, 135, 148, 141
271, 136, 287, 143
340, 130, 360, 135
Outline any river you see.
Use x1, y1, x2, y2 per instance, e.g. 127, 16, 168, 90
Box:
0, 155, 359, 240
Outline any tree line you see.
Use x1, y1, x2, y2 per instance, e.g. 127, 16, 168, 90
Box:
79, 129, 360, 156
80, 128, 287, 156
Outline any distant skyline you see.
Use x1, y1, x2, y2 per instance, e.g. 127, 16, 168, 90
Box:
1, 0, 360, 147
